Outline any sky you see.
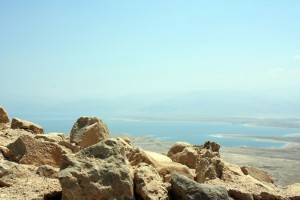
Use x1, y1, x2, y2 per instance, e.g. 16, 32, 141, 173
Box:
1, 1, 300, 100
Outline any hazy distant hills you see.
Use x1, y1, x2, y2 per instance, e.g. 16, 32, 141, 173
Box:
1, 89, 300, 119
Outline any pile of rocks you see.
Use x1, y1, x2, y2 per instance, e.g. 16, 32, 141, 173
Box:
0, 106, 299, 200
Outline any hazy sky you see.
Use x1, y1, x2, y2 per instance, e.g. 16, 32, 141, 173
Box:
1, 1, 300, 100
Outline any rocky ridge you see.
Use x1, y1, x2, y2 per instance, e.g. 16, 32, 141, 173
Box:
0, 106, 299, 200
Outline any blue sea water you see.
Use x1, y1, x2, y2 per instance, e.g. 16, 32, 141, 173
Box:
31, 118, 300, 148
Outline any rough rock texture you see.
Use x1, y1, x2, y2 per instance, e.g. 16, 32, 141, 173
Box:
167, 142, 198, 169
59, 138, 134, 200
0, 161, 61, 200
0, 107, 9, 124
194, 141, 223, 183
0, 160, 30, 187
196, 157, 223, 183
70, 117, 109, 148
202, 160, 300, 200
6, 135, 66, 167
128, 147, 195, 183
241, 166, 274, 183
11, 118, 44, 135
35, 133, 66, 143
58, 140, 80, 153
36, 165, 59, 179
171, 174, 229, 200
134, 163, 169, 200
167, 141, 221, 170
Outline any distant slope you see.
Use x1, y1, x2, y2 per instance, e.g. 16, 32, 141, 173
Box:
1, 89, 300, 119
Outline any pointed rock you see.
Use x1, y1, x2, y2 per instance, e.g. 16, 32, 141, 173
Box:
70, 117, 109, 148
0, 107, 10, 124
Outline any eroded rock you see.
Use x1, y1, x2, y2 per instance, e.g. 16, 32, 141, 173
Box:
70, 117, 109, 148
59, 138, 134, 200
36, 165, 59, 179
0, 107, 10, 124
7, 135, 66, 167
167, 142, 198, 169
134, 163, 169, 200
128, 147, 195, 183
241, 166, 274, 183
171, 174, 229, 200
11, 118, 44, 135
0, 160, 30, 187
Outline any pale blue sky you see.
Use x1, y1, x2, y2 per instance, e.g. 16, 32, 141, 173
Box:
1, 1, 300, 100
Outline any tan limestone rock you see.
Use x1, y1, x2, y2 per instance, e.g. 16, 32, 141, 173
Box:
59, 138, 134, 200
0, 107, 10, 124
6, 135, 66, 167
134, 163, 169, 200
11, 118, 44, 135
70, 117, 109, 148
128, 147, 195, 183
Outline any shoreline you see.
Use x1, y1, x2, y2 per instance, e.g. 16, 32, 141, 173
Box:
117, 133, 300, 187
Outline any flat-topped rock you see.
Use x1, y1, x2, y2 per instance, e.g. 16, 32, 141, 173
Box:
11, 118, 44, 134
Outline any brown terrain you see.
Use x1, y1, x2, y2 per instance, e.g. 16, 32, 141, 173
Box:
1, 106, 300, 200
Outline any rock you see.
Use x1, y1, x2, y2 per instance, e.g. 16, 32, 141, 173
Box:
35, 133, 66, 143
170, 174, 229, 200
0, 107, 10, 124
36, 165, 59, 179
202, 141, 220, 152
196, 141, 220, 158
116, 137, 133, 156
58, 140, 80, 153
241, 166, 274, 183
70, 117, 109, 148
253, 192, 285, 200
128, 147, 195, 183
196, 157, 224, 183
168, 142, 192, 155
0, 145, 14, 160
11, 118, 44, 134
0, 159, 62, 199
0, 160, 31, 187
167, 142, 198, 169
281, 183, 300, 199
59, 138, 134, 200
228, 189, 254, 200
7, 135, 66, 167
134, 163, 169, 200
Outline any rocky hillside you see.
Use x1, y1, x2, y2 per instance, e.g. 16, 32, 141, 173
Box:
0, 106, 299, 200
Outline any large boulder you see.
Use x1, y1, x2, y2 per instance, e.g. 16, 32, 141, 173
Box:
6, 135, 66, 167
128, 147, 195, 182
167, 142, 198, 169
0, 107, 10, 124
170, 174, 229, 200
134, 163, 169, 200
11, 118, 44, 134
70, 117, 109, 148
167, 141, 221, 169
59, 138, 134, 200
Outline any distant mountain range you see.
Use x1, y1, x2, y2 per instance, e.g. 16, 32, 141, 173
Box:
1, 89, 300, 119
